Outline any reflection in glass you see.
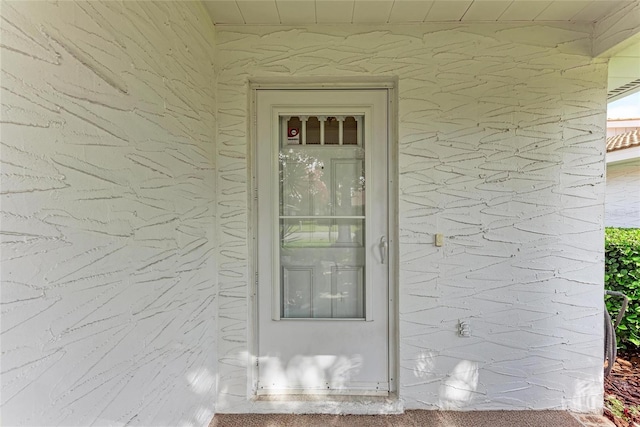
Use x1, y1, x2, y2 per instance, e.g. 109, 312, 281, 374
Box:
331, 159, 364, 217
325, 117, 339, 144
279, 148, 364, 217
280, 222, 365, 318
284, 116, 361, 146
278, 115, 366, 319
343, 116, 359, 145
281, 219, 364, 248
306, 117, 320, 144
286, 116, 302, 145
279, 150, 329, 216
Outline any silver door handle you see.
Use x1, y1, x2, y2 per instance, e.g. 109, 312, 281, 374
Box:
379, 236, 388, 264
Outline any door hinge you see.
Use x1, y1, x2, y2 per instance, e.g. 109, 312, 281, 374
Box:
254, 271, 259, 286
253, 187, 258, 201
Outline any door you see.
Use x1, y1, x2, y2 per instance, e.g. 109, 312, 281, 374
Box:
255, 89, 389, 395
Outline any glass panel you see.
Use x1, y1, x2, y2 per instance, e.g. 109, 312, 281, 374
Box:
282, 267, 313, 318
324, 117, 339, 144
332, 159, 364, 217
281, 219, 364, 248
333, 267, 364, 318
279, 147, 364, 217
286, 116, 302, 145
306, 116, 320, 144
280, 219, 365, 318
279, 114, 366, 319
279, 149, 330, 216
343, 116, 358, 145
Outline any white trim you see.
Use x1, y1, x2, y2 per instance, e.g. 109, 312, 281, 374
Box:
280, 216, 365, 219
248, 79, 398, 399
387, 84, 399, 396
256, 385, 389, 396
607, 119, 640, 128
250, 76, 397, 90
607, 146, 640, 164
248, 86, 260, 397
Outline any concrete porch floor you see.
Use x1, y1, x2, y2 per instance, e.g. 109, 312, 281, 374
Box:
210, 410, 615, 427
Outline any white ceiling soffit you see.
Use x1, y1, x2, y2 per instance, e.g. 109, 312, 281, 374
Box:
202, 0, 636, 25
608, 40, 640, 101
202, 0, 640, 99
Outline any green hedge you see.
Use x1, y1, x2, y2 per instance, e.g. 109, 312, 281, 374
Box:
605, 228, 640, 349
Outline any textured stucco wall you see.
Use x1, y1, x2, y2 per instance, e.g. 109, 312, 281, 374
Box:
215, 24, 608, 413
606, 159, 640, 227
1, 2, 217, 426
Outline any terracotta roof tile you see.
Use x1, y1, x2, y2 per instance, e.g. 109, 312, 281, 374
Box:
606, 130, 640, 152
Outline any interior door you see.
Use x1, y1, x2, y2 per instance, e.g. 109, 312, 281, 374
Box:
256, 90, 389, 395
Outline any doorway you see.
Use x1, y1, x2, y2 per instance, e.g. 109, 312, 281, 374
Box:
254, 89, 392, 395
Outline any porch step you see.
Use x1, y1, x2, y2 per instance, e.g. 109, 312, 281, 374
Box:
211, 410, 614, 427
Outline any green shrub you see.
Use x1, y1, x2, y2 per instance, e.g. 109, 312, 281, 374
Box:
605, 227, 640, 349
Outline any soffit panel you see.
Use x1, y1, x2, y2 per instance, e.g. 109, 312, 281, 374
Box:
352, 0, 394, 23
424, 1, 473, 21
316, 0, 354, 23
205, 0, 637, 24
277, 0, 317, 24
388, 0, 433, 23
203, 0, 245, 24
608, 39, 640, 96
534, 1, 592, 21
498, 1, 552, 21
462, 1, 511, 21
572, 1, 625, 22
236, 0, 281, 24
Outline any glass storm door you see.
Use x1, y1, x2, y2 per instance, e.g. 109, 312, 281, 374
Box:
255, 90, 389, 395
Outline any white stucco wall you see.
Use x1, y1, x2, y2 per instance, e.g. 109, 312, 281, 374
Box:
215, 24, 608, 413
1, 2, 217, 426
606, 159, 640, 227
1, 5, 611, 422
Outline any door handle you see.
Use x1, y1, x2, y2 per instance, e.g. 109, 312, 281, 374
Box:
379, 236, 388, 264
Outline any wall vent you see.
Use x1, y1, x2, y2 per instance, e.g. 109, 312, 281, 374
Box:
608, 79, 640, 101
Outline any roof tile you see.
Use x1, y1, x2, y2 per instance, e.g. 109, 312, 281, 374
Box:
606, 130, 640, 152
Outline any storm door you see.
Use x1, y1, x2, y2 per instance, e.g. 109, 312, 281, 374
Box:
255, 90, 389, 395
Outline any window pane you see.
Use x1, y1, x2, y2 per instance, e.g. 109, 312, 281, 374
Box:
325, 117, 339, 144
306, 116, 320, 144
285, 117, 302, 145
280, 219, 365, 318
343, 116, 359, 145
278, 114, 366, 319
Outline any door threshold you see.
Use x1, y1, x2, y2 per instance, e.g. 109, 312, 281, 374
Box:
256, 394, 392, 402
250, 393, 404, 415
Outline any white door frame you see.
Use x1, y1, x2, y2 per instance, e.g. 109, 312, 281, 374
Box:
247, 78, 398, 399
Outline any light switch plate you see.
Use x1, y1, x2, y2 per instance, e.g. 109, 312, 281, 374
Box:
435, 233, 443, 247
